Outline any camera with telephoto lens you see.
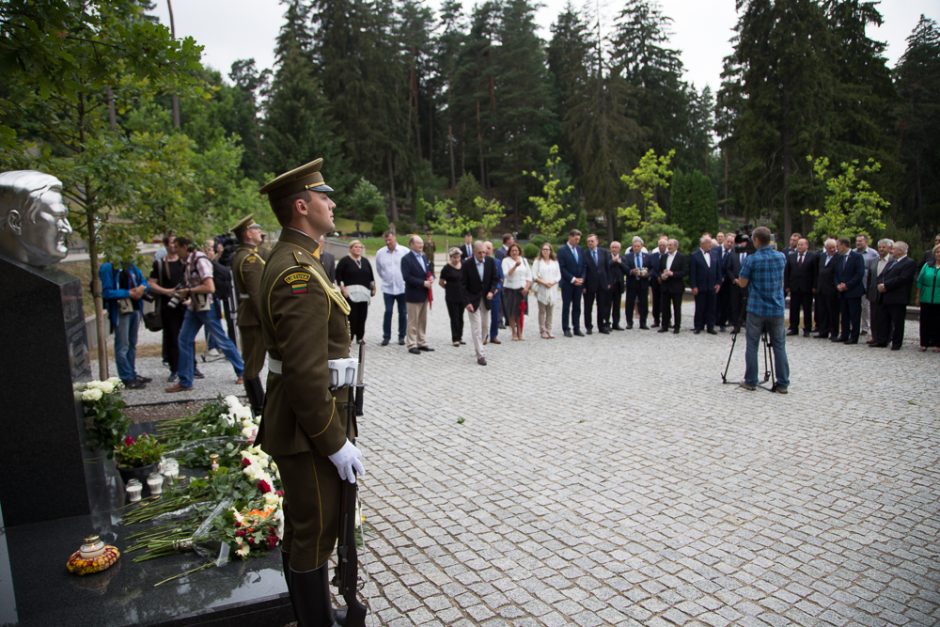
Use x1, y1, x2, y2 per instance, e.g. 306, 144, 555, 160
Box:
734, 224, 756, 254
166, 283, 184, 309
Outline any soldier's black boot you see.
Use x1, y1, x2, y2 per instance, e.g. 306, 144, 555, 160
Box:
289, 566, 333, 626
244, 377, 265, 417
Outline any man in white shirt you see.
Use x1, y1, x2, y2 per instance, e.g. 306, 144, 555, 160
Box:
855, 234, 880, 336
374, 230, 408, 346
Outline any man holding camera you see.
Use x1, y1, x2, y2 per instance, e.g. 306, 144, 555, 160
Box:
736, 226, 790, 393
165, 236, 245, 393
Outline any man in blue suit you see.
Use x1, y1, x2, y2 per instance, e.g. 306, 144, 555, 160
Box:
556, 229, 586, 337
833, 236, 865, 344
401, 234, 435, 354
624, 238, 651, 329
689, 235, 723, 334
647, 237, 668, 327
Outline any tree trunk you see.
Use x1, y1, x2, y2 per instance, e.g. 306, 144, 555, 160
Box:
447, 124, 456, 189
86, 202, 109, 381
168, 0, 181, 129
387, 152, 398, 224
476, 100, 485, 188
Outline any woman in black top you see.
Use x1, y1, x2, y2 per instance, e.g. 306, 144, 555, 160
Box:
335, 240, 376, 343
148, 236, 187, 382
438, 247, 466, 346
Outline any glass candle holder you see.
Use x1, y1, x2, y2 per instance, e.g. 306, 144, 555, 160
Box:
146, 472, 164, 497
125, 479, 142, 503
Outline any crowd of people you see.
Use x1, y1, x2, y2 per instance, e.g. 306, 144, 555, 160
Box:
100, 224, 940, 391
356, 227, 940, 369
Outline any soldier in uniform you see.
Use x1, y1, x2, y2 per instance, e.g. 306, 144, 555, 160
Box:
257, 158, 365, 626
231, 216, 267, 416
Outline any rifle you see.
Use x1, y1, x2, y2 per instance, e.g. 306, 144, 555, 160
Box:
334, 342, 367, 626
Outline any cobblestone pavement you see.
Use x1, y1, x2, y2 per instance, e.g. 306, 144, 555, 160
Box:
122, 274, 940, 625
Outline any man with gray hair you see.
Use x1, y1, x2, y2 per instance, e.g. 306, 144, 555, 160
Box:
401, 234, 435, 354
0, 170, 73, 267
865, 238, 893, 346
875, 241, 917, 350
815, 238, 840, 340
855, 234, 879, 335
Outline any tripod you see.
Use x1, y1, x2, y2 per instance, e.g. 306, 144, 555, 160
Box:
721, 315, 777, 392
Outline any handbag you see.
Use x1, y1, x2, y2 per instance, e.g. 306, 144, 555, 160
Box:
142, 261, 164, 331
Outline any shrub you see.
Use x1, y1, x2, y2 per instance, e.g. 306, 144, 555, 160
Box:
371, 212, 390, 236
523, 242, 540, 259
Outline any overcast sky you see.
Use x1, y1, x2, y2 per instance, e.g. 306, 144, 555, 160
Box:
151, 0, 937, 93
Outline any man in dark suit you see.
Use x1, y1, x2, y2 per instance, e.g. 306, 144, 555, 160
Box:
583, 233, 612, 334
494, 233, 513, 328
657, 238, 688, 334
608, 241, 627, 330
624, 238, 651, 329
648, 237, 668, 327
461, 241, 498, 365
689, 235, 723, 334
922, 234, 940, 268
866, 238, 893, 346
784, 237, 816, 336
815, 238, 840, 339
556, 229, 586, 337
833, 236, 865, 344
724, 242, 749, 333
401, 235, 435, 354
716, 236, 735, 330
875, 241, 918, 350
460, 232, 474, 262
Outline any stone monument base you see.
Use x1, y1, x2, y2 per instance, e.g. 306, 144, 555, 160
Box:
1, 509, 294, 626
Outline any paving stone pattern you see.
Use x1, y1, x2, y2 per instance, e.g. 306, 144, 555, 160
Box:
122, 264, 940, 625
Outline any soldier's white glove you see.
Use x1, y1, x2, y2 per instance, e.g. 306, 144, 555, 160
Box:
328, 440, 365, 484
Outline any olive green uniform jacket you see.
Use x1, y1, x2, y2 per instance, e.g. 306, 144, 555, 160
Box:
257, 227, 351, 568
232, 244, 266, 379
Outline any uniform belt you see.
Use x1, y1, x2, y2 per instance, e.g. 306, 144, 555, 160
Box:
239, 294, 250, 300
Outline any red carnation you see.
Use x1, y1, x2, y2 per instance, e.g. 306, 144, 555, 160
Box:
276, 489, 284, 497
266, 534, 278, 549
257, 479, 272, 494
235, 529, 246, 537
123, 435, 135, 446
241, 457, 251, 467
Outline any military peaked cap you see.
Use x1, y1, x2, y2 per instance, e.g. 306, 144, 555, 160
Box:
259, 158, 334, 200
232, 215, 262, 236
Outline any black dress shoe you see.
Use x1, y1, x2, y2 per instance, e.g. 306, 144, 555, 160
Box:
845, 339, 858, 345
477, 357, 487, 366
673, 328, 680, 334
719, 326, 726, 332
573, 330, 584, 336
693, 329, 701, 335
599, 328, 610, 335
564, 330, 573, 337
408, 348, 421, 354
136, 375, 152, 383
890, 345, 901, 351
613, 325, 624, 331
381, 338, 390, 346
815, 334, 828, 339
803, 330, 811, 337
657, 328, 668, 333
418, 346, 434, 351
786, 330, 798, 336
586, 328, 593, 335
830, 337, 844, 342
707, 329, 717, 335
626, 324, 633, 329
869, 343, 887, 348
123, 379, 145, 389
639, 325, 650, 330
398, 338, 405, 345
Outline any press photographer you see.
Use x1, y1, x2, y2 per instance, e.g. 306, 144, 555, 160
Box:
735, 226, 791, 393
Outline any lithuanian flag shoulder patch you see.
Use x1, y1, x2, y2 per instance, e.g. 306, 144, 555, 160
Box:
284, 271, 311, 295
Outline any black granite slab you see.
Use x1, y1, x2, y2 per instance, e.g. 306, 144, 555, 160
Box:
0, 256, 91, 526
1, 511, 293, 626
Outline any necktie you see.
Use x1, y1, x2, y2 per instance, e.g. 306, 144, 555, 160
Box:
592, 250, 597, 265
572, 246, 578, 263
798, 254, 803, 265
704, 251, 710, 268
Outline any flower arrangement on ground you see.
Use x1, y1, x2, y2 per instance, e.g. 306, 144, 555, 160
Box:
124, 443, 283, 570
76, 378, 129, 455
114, 434, 164, 469
157, 396, 260, 468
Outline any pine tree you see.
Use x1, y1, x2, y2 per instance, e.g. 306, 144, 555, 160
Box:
895, 15, 940, 237
671, 169, 718, 240
227, 59, 270, 181
264, 0, 349, 194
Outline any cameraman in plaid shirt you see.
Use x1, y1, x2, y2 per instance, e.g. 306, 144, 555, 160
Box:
736, 226, 791, 393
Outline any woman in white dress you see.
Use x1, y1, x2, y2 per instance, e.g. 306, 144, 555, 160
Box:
531, 243, 561, 339
501, 243, 533, 340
